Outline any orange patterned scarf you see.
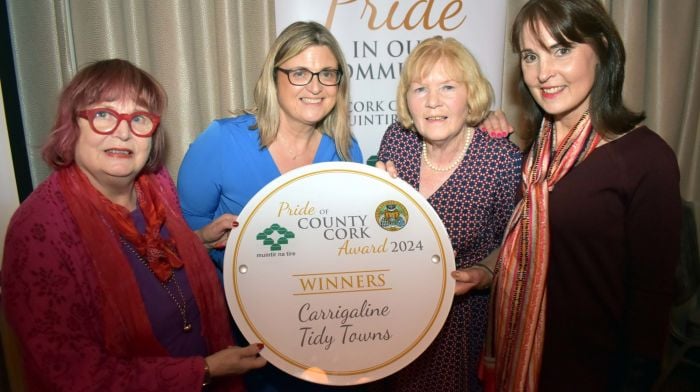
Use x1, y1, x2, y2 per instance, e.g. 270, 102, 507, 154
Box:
482, 111, 601, 391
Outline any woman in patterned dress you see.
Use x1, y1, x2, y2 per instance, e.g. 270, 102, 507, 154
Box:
374, 36, 522, 391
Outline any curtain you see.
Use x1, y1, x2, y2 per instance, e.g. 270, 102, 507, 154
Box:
609, 0, 699, 215
501, 0, 700, 220
6, 0, 276, 184
2, 1, 699, 391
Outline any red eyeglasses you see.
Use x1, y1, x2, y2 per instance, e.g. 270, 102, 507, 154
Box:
77, 107, 161, 137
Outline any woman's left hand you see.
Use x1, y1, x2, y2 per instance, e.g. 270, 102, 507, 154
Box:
196, 213, 239, 249
452, 267, 492, 295
206, 344, 267, 377
479, 110, 513, 138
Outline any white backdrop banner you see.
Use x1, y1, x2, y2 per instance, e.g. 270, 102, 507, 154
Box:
275, 0, 507, 162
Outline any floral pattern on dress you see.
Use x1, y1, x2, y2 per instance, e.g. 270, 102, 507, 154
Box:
376, 122, 521, 392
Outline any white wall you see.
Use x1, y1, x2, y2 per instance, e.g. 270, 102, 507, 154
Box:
0, 81, 20, 265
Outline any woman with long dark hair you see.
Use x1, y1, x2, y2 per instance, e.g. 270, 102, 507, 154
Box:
483, 1, 681, 390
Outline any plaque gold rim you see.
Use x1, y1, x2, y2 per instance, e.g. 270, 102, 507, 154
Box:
226, 164, 453, 379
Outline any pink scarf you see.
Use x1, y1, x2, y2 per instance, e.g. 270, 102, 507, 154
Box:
482, 112, 601, 391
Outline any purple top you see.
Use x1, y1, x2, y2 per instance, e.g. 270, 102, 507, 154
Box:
123, 207, 208, 357
539, 127, 681, 390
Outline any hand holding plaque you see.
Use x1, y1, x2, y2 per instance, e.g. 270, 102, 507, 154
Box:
223, 162, 455, 385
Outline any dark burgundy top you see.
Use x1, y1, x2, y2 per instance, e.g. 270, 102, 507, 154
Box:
539, 127, 681, 390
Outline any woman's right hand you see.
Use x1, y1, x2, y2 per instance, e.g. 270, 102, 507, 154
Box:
451, 266, 493, 295
375, 160, 399, 178
205, 344, 267, 377
195, 213, 239, 249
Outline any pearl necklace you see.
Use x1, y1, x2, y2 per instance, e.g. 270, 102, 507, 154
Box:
422, 127, 475, 172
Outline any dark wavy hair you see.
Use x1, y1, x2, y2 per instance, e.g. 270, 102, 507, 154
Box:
511, 0, 644, 137
42, 59, 167, 171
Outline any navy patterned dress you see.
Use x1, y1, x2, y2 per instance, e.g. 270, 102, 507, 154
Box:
376, 122, 522, 391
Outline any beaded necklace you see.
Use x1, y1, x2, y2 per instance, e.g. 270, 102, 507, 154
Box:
547, 110, 590, 179
422, 126, 475, 172
121, 239, 193, 333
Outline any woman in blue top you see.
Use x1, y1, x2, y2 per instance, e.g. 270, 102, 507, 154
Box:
177, 21, 364, 392
178, 21, 363, 276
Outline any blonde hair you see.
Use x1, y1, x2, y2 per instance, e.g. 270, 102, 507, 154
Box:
250, 21, 353, 160
396, 36, 493, 130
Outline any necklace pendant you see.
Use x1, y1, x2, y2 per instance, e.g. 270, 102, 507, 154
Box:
183, 323, 193, 333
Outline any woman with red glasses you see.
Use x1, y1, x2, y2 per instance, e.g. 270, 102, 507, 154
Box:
1, 59, 266, 391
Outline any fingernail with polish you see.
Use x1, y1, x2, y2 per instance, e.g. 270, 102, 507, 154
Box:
256, 343, 264, 350
232, 221, 239, 228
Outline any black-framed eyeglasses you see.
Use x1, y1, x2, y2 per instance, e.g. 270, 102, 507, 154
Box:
276, 67, 343, 86
77, 107, 161, 137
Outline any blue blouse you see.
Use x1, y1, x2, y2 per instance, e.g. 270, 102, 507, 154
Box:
177, 113, 363, 273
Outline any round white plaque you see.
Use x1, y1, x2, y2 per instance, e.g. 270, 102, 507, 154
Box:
223, 162, 455, 385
